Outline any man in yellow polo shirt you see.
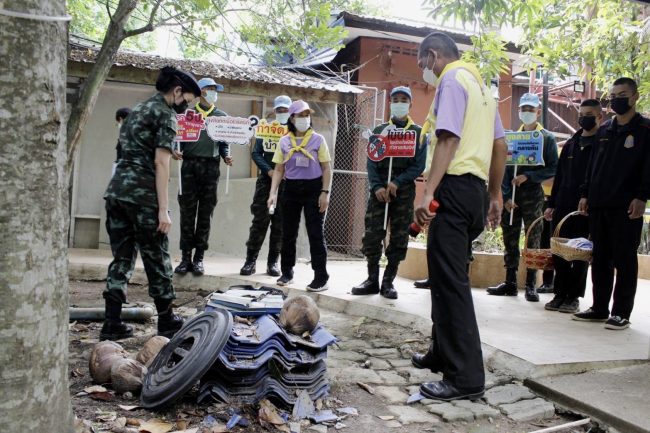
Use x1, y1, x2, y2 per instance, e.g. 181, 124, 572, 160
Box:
410, 32, 507, 401
487, 93, 558, 302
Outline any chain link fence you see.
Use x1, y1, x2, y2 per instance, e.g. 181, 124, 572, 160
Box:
326, 88, 385, 259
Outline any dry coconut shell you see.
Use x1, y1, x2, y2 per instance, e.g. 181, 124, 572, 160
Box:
135, 336, 169, 367
279, 295, 320, 335
89, 341, 129, 384
110, 358, 147, 394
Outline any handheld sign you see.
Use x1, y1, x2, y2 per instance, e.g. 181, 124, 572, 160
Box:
363, 124, 418, 229
206, 115, 259, 145
505, 130, 545, 224
255, 119, 288, 153
175, 109, 206, 142
505, 130, 544, 166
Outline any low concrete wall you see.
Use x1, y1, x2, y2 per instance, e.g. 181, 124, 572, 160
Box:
400, 242, 650, 288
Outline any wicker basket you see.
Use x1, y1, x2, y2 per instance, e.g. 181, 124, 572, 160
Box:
523, 216, 554, 271
550, 211, 592, 262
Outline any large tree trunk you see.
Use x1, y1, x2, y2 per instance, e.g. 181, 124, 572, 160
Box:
66, 0, 138, 175
0, 1, 74, 431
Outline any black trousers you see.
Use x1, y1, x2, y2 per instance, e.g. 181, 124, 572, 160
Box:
589, 208, 643, 319
280, 178, 328, 278
427, 174, 486, 390
551, 208, 589, 299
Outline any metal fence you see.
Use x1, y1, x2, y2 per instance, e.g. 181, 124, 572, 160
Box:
326, 87, 386, 259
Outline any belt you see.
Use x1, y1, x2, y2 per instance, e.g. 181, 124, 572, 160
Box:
183, 156, 219, 161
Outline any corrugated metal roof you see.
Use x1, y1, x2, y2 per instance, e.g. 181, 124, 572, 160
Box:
68, 42, 361, 95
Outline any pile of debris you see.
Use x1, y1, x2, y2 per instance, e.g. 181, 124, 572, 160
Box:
140, 288, 336, 411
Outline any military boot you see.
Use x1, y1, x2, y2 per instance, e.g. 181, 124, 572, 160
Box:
380, 262, 399, 299
524, 269, 539, 302
100, 298, 134, 341
536, 270, 554, 293
192, 249, 205, 276
486, 268, 518, 296
266, 251, 281, 277
351, 262, 380, 295
240, 249, 258, 276
174, 250, 193, 274
155, 298, 185, 338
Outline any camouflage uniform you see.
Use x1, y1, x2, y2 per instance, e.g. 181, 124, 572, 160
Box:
500, 128, 558, 270
363, 119, 425, 264
178, 104, 229, 251
103, 92, 177, 304
245, 137, 283, 257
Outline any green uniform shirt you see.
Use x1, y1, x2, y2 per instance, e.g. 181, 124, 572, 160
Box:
104, 93, 176, 208
181, 103, 229, 158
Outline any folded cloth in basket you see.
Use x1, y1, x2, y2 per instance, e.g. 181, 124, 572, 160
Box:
566, 237, 593, 250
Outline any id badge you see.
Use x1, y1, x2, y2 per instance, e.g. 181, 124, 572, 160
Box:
296, 156, 310, 167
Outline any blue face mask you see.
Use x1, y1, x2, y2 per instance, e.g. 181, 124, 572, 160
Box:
519, 111, 538, 126
391, 102, 410, 119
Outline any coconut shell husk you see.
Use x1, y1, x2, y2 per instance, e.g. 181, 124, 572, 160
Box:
110, 358, 147, 394
135, 336, 169, 367
89, 341, 129, 384
279, 295, 320, 335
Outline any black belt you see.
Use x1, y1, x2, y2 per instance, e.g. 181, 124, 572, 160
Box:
183, 156, 219, 161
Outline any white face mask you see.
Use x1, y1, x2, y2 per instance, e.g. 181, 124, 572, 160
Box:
205, 90, 218, 104
391, 102, 410, 119
117, 122, 122, 130
519, 111, 538, 126
422, 53, 437, 85
294, 116, 311, 132
276, 112, 290, 124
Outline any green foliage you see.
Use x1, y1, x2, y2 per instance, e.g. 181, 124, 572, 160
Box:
462, 32, 510, 82
424, 0, 650, 111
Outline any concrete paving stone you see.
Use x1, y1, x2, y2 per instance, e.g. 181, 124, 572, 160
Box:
377, 370, 408, 385
335, 340, 372, 351
306, 425, 328, 433
420, 398, 443, 406
366, 357, 392, 370
384, 420, 403, 428
386, 405, 440, 425
327, 367, 383, 384
370, 339, 394, 348
427, 402, 475, 422
324, 358, 357, 369
484, 372, 513, 390
484, 384, 536, 406
375, 386, 411, 404
499, 397, 555, 422
399, 367, 441, 384
452, 400, 501, 420
328, 350, 367, 362
387, 358, 413, 368
363, 348, 400, 358
406, 385, 420, 395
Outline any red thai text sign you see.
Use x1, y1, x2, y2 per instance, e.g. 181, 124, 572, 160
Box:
175, 109, 206, 142
367, 129, 417, 162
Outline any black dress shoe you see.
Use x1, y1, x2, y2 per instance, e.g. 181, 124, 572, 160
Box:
414, 279, 430, 289
411, 350, 443, 373
420, 380, 484, 402
486, 281, 518, 296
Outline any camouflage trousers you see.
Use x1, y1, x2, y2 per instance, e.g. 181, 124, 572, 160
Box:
245, 175, 283, 258
501, 184, 545, 269
104, 198, 175, 304
178, 157, 220, 251
362, 183, 416, 264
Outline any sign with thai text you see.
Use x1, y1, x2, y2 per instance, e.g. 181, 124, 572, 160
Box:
175, 109, 205, 142
365, 126, 417, 162
206, 115, 260, 145
505, 131, 544, 166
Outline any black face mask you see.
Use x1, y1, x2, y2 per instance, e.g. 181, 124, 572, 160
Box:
611, 97, 631, 115
578, 115, 597, 131
172, 100, 189, 114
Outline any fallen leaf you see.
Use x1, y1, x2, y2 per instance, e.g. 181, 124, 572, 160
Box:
315, 399, 323, 411
356, 382, 375, 395
378, 416, 395, 421
259, 399, 286, 425
127, 418, 142, 426
175, 420, 188, 430
139, 419, 174, 433
169, 429, 198, 433
71, 368, 84, 378
95, 410, 118, 422
89, 391, 114, 401
119, 405, 141, 411
112, 417, 128, 429
84, 385, 108, 393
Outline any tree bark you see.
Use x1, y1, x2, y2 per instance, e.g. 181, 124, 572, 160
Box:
66, 0, 138, 175
0, 1, 74, 431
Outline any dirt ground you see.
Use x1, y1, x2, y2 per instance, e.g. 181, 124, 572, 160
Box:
69, 280, 596, 433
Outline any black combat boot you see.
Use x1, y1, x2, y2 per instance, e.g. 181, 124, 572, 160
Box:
486, 268, 518, 296
351, 262, 380, 295
155, 298, 185, 338
100, 298, 134, 341
525, 269, 539, 302
266, 251, 281, 277
380, 262, 399, 299
174, 250, 193, 274
192, 248, 205, 276
414, 279, 430, 289
411, 343, 443, 373
240, 249, 258, 276
536, 270, 554, 293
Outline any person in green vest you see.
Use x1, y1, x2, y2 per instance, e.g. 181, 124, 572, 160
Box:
174, 77, 233, 276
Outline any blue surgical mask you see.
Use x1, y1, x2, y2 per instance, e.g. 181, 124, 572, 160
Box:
519, 111, 538, 126
205, 90, 218, 105
391, 102, 410, 119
